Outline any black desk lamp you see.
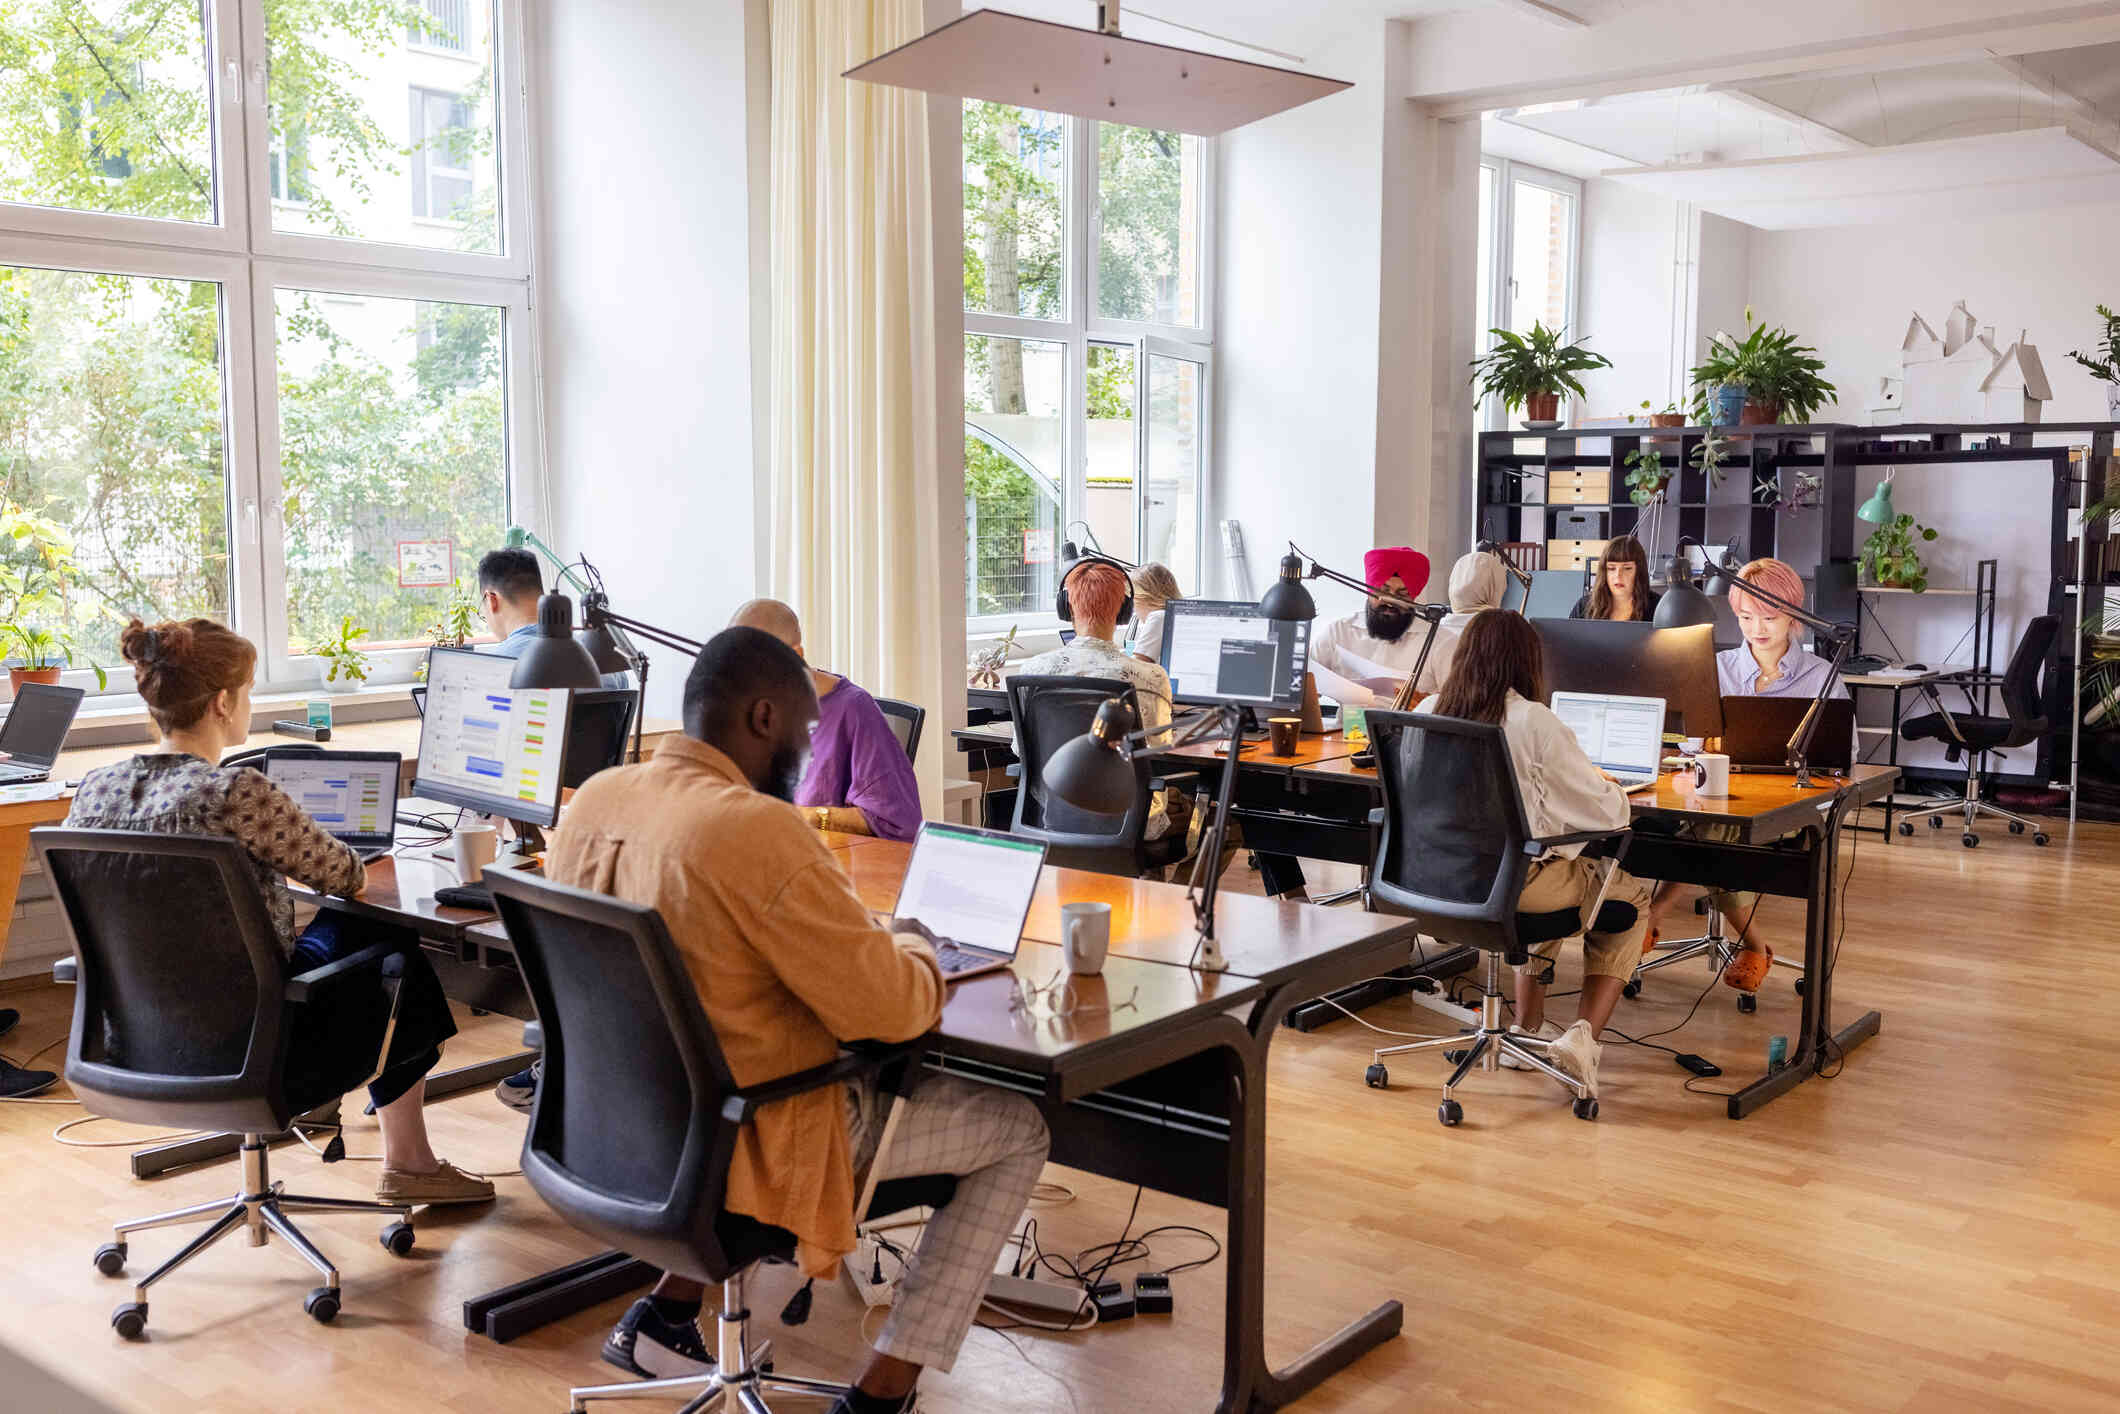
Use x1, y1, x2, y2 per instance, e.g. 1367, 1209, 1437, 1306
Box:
1044, 694, 1247, 973
576, 577, 705, 772
510, 592, 604, 691
1260, 543, 1449, 707
1662, 539, 1854, 789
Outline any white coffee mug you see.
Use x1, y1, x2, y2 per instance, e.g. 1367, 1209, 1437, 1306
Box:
1060, 901, 1111, 976
1686, 752, 1731, 797
453, 823, 498, 884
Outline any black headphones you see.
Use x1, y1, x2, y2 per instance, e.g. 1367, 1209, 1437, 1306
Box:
1055, 554, 1134, 626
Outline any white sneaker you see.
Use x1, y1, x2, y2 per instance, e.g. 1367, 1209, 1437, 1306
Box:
1498, 1020, 1562, 1071
1545, 1019, 1601, 1098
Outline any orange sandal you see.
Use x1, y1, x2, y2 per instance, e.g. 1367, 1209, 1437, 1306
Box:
1641, 925, 1661, 957
1723, 945, 1773, 993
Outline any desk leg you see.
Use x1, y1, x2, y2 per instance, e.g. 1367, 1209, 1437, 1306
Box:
1727, 797, 1881, 1119
0, 822, 33, 974
1223, 1000, 1403, 1412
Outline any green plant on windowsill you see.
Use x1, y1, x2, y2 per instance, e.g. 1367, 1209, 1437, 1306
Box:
0, 501, 108, 690
308, 614, 372, 688
1623, 445, 1669, 506
1859, 513, 1940, 592
415, 581, 481, 681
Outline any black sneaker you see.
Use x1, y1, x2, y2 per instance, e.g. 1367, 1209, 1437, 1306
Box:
494, 1059, 540, 1113
602, 1297, 714, 1379
0, 1060, 56, 1099
0, 1007, 18, 1039
827, 1391, 919, 1414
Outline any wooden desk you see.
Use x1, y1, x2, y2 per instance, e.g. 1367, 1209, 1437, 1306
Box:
462, 846, 1413, 1411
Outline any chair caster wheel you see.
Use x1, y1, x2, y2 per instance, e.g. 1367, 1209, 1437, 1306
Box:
305, 1287, 340, 1324
1364, 1064, 1388, 1090
1444, 1049, 1469, 1065
94, 1242, 127, 1277
1897, 821, 1913, 836
1962, 833, 1978, 848
381, 1222, 415, 1257
2008, 820, 2025, 834
1622, 980, 1641, 999
1737, 992, 1757, 1014
1793, 977, 1807, 997
1572, 1097, 1599, 1121
1438, 1099, 1463, 1126
1928, 816, 1942, 828
2034, 832, 2050, 847
112, 1302, 147, 1340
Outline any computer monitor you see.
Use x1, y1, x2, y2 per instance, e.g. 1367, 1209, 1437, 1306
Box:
414, 647, 574, 828
563, 688, 640, 790
1533, 619, 1723, 737
1505, 568, 1590, 621
1159, 599, 1310, 710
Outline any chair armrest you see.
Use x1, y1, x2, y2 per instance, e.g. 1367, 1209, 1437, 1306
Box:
723, 1044, 918, 1125
1524, 826, 1633, 854
1149, 770, 1200, 793
53, 956, 77, 984
285, 942, 404, 1003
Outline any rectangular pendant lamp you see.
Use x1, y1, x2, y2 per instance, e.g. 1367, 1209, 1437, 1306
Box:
842, 4, 1352, 137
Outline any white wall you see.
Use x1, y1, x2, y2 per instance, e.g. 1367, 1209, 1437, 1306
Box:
528, 0, 767, 721
1746, 204, 2120, 424
1211, 23, 1390, 613
1576, 178, 1684, 417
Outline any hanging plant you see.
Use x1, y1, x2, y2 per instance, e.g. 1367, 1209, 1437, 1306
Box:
1859, 514, 1940, 592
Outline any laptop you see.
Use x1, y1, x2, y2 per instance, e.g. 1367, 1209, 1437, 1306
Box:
0, 683, 85, 784
1550, 691, 1667, 791
1718, 695, 1856, 775
889, 822, 1047, 982
263, 751, 402, 862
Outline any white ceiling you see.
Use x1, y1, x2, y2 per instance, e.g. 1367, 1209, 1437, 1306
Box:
965, 2, 1469, 66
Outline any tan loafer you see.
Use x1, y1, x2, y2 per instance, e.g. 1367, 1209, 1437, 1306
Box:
376, 1160, 496, 1206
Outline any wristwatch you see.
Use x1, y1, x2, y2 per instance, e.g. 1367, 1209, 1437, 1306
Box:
814, 806, 831, 831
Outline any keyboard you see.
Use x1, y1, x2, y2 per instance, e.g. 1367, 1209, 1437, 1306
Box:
932, 939, 1002, 977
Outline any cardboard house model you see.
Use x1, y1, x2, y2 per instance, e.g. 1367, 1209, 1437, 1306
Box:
1879, 301, 2053, 424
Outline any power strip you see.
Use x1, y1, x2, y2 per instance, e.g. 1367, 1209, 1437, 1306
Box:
845, 1235, 903, 1308
985, 1270, 1091, 1318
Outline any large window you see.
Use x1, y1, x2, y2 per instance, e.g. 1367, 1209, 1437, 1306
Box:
0, 1, 534, 696
1474, 157, 1581, 429
963, 101, 1213, 630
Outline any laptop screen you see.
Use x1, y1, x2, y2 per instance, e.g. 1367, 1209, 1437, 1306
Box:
893, 823, 1046, 957
0, 683, 84, 768
1550, 692, 1666, 777
265, 754, 400, 846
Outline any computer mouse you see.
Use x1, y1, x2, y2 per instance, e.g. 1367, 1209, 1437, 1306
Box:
1903, 662, 1927, 672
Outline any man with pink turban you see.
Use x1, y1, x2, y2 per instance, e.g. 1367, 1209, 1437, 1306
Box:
1305, 546, 1434, 708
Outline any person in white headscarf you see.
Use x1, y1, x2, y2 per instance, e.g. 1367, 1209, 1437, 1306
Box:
1413, 549, 1511, 699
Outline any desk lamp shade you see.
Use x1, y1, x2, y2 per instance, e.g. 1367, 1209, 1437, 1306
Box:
1653, 578, 1720, 630
512, 593, 603, 690
1856, 478, 1896, 525
1045, 697, 1141, 815
1259, 552, 1318, 622
576, 617, 632, 674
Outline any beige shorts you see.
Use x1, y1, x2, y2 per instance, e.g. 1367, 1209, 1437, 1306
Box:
1516, 854, 1654, 983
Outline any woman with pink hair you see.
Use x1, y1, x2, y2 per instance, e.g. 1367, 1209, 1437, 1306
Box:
1646, 557, 1849, 993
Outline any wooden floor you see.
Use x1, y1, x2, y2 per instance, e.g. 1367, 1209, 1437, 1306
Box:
6, 809, 2120, 1412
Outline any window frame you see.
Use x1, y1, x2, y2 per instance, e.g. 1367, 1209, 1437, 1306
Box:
962, 112, 1215, 636
1477, 156, 1583, 432
0, 0, 543, 699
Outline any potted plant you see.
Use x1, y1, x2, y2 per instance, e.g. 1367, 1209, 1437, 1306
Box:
0, 502, 107, 694
1859, 513, 1940, 592
1469, 321, 1613, 428
415, 582, 481, 681
2067, 303, 2120, 421
1624, 444, 1670, 506
1627, 398, 1686, 428
1689, 310, 1836, 426
307, 614, 372, 692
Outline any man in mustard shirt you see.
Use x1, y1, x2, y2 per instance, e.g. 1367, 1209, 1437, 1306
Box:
548, 627, 1049, 1414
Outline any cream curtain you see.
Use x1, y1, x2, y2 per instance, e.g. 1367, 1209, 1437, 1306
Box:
768, 0, 944, 810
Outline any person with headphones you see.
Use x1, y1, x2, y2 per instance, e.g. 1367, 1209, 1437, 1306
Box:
1010, 555, 1179, 840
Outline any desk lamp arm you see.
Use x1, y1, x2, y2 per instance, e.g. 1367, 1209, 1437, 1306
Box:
1110, 702, 1245, 972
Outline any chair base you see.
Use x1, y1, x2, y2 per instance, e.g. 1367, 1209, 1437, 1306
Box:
572, 1270, 851, 1414
1364, 953, 1591, 1120
98, 1135, 413, 1338
1892, 761, 2051, 847
1627, 904, 1803, 1006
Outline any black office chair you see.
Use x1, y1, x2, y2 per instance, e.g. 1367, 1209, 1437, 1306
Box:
483, 868, 956, 1414
1006, 675, 1186, 877
875, 696, 926, 762
1358, 712, 1633, 1124
34, 829, 418, 1339
1897, 615, 2059, 848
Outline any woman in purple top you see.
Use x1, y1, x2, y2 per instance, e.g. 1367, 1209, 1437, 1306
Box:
728, 599, 924, 842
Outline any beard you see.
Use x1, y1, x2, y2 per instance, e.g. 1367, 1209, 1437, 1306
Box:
1365, 601, 1415, 643
762, 743, 809, 803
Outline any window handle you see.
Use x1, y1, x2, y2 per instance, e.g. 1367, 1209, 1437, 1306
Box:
223, 60, 243, 110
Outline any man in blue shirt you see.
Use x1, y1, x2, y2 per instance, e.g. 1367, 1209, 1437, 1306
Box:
473, 547, 631, 689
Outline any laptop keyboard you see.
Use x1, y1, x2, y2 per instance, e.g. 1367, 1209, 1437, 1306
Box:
931, 939, 992, 976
